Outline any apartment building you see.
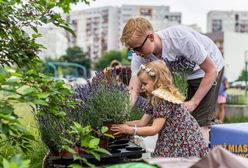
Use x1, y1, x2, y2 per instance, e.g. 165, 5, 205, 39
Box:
68, 7, 119, 60
68, 5, 182, 60
119, 5, 181, 30
118, 5, 181, 49
207, 31, 248, 81
207, 11, 248, 33
67, 10, 87, 50
25, 25, 68, 60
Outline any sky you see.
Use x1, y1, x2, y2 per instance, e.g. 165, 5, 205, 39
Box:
72, 0, 248, 33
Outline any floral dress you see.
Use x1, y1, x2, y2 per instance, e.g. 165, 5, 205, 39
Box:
143, 99, 209, 158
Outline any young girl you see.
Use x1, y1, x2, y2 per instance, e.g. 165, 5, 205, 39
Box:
111, 60, 209, 158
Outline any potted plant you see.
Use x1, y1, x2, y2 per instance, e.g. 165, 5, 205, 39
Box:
37, 111, 66, 155
38, 68, 132, 166
73, 69, 132, 132
37, 68, 131, 165
40, 120, 112, 167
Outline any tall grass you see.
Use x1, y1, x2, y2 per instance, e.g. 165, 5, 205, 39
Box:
0, 103, 46, 168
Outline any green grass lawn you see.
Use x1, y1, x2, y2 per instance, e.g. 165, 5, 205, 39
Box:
0, 103, 46, 168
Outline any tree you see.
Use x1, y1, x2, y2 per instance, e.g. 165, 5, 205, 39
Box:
238, 69, 247, 81
60, 46, 91, 70
94, 49, 130, 70
0, 0, 93, 68
0, 0, 94, 164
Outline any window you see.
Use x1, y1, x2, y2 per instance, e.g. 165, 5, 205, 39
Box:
212, 19, 222, 32
140, 8, 152, 18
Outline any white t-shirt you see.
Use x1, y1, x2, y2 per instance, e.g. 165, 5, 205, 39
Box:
131, 25, 224, 80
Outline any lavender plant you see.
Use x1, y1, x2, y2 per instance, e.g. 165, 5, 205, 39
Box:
37, 112, 66, 152
36, 68, 132, 152
72, 68, 132, 129
130, 96, 150, 121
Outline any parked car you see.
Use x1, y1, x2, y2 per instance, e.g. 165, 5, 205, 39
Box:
230, 81, 247, 89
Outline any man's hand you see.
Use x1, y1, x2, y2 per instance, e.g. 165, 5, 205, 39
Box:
183, 100, 199, 113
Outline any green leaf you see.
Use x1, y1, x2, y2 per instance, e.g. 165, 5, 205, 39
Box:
0, 73, 5, 82
37, 92, 49, 99
100, 126, 108, 134
72, 122, 83, 132
63, 145, 77, 154
93, 148, 111, 156
0, 105, 14, 114
89, 151, 100, 161
70, 156, 95, 168
80, 135, 91, 147
20, 160, 31, 168
6, 77, 20, 83
68, 164, 82, 168
60, 25, 76, 37
31, 26, 38, 33
22, 87, 37, 95
11, 72, 22, 77
22, 133, 36, 141
103, 133, 115, 139
89, 138, 100, 148
3, 158, 10, 168
33, 99, 48, 106
32, 33, 42, 38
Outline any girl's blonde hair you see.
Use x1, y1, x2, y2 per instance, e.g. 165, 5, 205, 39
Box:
137, 60, 185, 105
120, 17, 153, 47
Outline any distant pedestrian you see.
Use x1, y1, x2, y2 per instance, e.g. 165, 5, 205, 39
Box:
103, 59, 127, 85
217, 75, 228, 123
110, 59, 122, 68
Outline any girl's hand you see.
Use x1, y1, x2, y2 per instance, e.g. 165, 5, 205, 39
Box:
111, 124, 133, 136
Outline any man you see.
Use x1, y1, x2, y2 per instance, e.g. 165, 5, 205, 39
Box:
120, 17, 224, 142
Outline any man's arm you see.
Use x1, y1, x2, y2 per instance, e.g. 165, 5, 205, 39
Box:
184, 56, 218, 112
129, 75, 141, 107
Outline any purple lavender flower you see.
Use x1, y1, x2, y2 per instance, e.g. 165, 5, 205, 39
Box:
68, 67, 131, 129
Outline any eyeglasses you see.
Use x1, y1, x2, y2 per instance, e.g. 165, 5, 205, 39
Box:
129, 34, 150, 53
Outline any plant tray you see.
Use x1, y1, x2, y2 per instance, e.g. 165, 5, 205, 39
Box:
43, 142, 146, 167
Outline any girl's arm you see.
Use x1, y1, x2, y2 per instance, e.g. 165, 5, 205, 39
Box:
126, 114, 152, 127
111, 117, 165, 136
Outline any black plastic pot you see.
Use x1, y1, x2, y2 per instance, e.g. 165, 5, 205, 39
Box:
42, 142, 145, 168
